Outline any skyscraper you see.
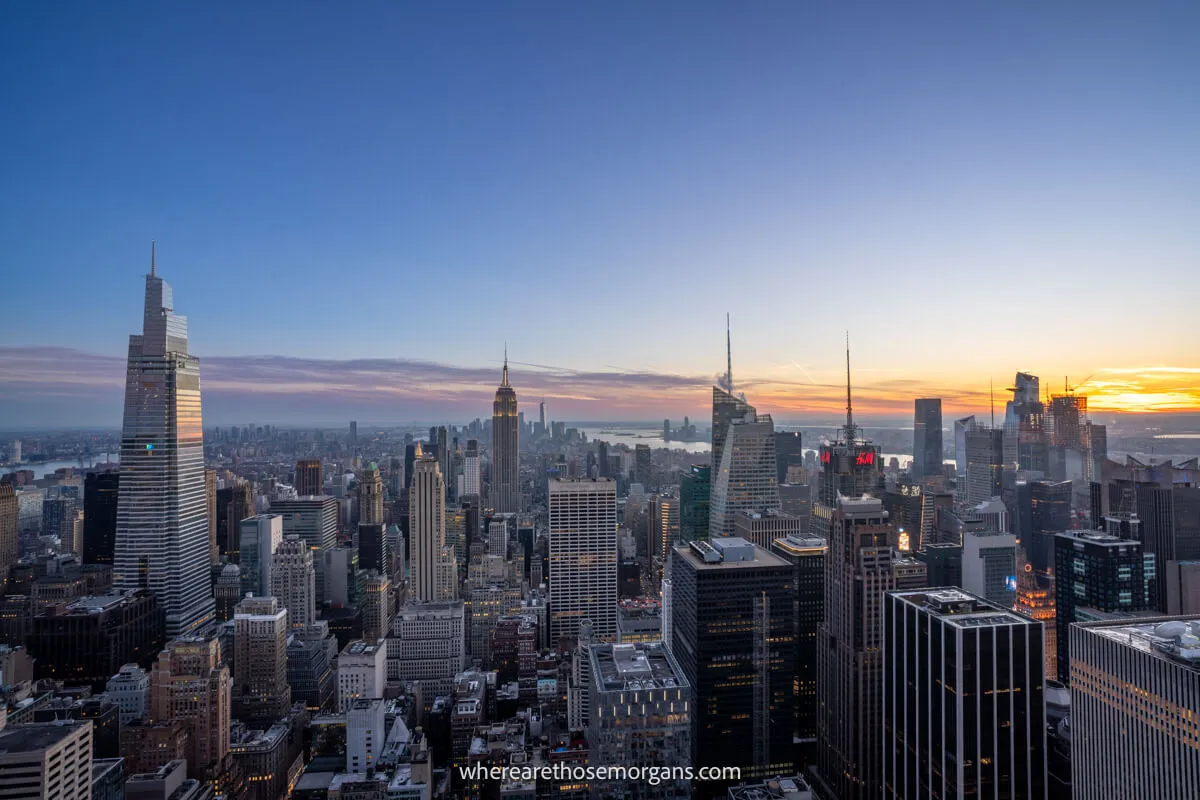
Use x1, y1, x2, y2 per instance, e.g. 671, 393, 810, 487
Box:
814, 345, 882, 511
1004, 372, 1048, 473
634, 443, 653, 488
270, 495, 338, 606
272, 535, 316, 628
709, 409, 780, 537
771, 534, 827, 762
1054, 530, 1155, 682
817, 496, 926, 800
113, 252, 215, 638
409, 446, 456, 602
149, 635, 231, 783
883, 588, 1047, 799
964, 426, 1004, 506
670, 537, 795, 787
215, 481, 253, 561
1070, 616, 1200, 799
491, 352, 520, 514
204, 469, 217, 567
912, 398, 943, 479
774, 430, 804, 485
548, 478, 618, 643
238, 514, 282, 598
1, 482, 20, 581
294, 459, 322, 497
232, 595, 291, 728
679, 464, 710, 542
961, 529, 1018, 607
357, 464, 384, 526
462, 439, 481, 498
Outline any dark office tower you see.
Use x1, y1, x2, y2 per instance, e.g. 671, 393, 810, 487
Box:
679, 465, 711, 542
113, 251, 215, 638
349, 420, 358, 458
912, 399, 943, 479
215, 482, 253, 561
295, 459, 322, 497
1004, 372, 1048, 472
357, 523, 388, 575
964, 426, 1005, 506
1015, 480, 1072, 573
491, 351, 520, 513
83, 471, 120, 565
817, 496, 925, 800
634, 444, 652, 488
27, 589, 165, 691
671, 537, 795, 788
883, 589, 1047, 800
269, 496, 339, 606
774, 430, 803, 485
404, 444, 417, 491
771, 534, 826, 764
1054, 530, 1155, 682
712, 387, 753, 483
596, 441, 609, 479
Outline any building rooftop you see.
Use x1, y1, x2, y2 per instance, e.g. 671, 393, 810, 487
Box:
680, 537, 788, 569
772, 535, 827, 555
892, 588, 1033, 628
0, 721, 85, 755
1083, 616, 1200, 671
1056, 530, 1140, 547
588, 642, 689, 693
340, 640, 383, 657
728, 774, 814, 799
53, 589, 146, 616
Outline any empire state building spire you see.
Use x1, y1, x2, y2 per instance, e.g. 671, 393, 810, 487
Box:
491, 347, 520, 513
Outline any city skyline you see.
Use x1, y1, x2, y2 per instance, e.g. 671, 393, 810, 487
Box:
3, 3, 1199, 427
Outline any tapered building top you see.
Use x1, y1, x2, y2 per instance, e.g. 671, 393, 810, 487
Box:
492, 348, 520, 513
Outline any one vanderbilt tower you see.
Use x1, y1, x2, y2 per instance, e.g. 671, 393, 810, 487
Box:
113, 244, 216, 636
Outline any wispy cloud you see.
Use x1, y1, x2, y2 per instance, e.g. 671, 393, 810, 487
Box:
1, 346, 1197, 426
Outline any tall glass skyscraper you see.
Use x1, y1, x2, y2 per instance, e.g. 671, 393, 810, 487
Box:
114, 255, 215, 637
912, 398, 943, 478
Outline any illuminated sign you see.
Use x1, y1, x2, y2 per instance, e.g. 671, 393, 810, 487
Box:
1005, 575, 1018, 592
820, 449, 831, 464
855, 450, 875, 466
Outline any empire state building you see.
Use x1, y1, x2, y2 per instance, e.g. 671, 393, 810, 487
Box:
491, 352, 520, 513
113, 246, 215, 636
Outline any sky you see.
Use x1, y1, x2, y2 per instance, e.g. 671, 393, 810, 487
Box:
2, 2, 1198, 427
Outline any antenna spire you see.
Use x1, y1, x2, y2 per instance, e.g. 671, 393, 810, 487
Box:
844, 332, 856, 441
151, 240, 156, 277
990, 378, 995, 427
725, 312, 733, 394
502, 343, 509, 387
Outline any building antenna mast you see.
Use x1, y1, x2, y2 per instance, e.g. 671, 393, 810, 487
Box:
151, 240, 156, 277
726, 312, 733, 394
845, 332, 856, 442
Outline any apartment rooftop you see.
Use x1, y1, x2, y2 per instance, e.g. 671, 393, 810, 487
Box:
340, 640, 383, 657
1084, 617, 1200, 671
1056, 530, 1139, 548
588, 641, 688, 693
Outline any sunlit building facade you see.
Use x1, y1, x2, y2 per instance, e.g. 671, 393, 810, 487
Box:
113, 260, 215, 637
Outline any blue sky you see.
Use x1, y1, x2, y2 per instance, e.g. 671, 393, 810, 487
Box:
2, 2, 1198, 425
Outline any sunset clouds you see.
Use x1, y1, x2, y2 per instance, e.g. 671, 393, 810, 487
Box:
1, 346, 1196, 428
